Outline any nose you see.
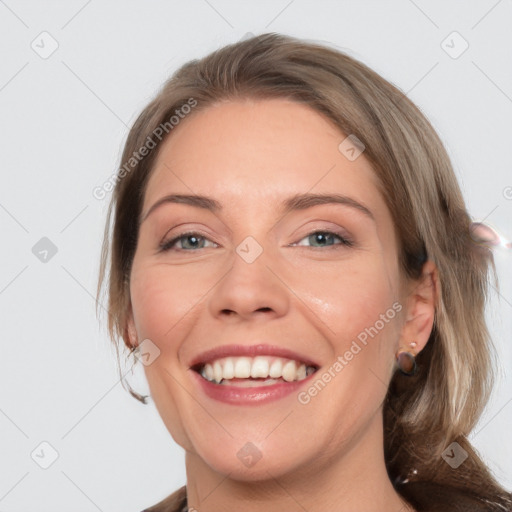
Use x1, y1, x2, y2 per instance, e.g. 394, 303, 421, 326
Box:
207, 245, 290, 322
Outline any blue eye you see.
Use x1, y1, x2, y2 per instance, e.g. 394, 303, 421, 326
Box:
292, 230, 353, 249
159, 232, 217, 252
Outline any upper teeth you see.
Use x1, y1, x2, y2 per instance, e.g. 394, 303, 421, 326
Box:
199, 356, 315, 384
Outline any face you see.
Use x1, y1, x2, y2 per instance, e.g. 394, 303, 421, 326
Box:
127, 98, 410, 481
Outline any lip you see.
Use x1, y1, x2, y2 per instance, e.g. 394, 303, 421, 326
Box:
188, 343, 320, 370
190, 369, 317, 405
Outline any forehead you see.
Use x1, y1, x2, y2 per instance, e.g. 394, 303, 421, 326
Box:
143, 98, 385, 219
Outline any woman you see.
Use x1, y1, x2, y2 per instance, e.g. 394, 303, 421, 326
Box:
96, 33, 512, 511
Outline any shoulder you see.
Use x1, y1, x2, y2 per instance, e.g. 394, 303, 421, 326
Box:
141, 485, 187, 512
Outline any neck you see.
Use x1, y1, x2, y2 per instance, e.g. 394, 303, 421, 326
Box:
183, 413, 414, 512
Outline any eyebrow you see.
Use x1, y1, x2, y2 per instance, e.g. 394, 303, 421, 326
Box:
280, 193, 374, 221
140, 192, 375, 224
140, 194, 222, 225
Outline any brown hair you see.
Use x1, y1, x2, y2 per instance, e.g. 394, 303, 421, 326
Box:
96, 33, 511, 510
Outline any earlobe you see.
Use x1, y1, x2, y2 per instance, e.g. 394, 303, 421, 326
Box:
123, 309, 138, 350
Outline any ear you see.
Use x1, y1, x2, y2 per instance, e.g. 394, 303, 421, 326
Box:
123, 308, 138, 351
398, 260, 439, 356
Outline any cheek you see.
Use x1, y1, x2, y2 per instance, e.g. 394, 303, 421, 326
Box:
130, 261, 214, 341
285, 255, 399, 348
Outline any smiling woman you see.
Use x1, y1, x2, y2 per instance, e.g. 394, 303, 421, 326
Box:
96, 33, 512, 512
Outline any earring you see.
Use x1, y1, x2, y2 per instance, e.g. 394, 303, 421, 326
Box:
396, 342, 417, 376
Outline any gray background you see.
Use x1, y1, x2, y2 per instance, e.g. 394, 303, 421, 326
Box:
0, 1, 511, 510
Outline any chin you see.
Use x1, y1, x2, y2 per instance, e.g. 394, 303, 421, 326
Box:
184, 428, 321, 482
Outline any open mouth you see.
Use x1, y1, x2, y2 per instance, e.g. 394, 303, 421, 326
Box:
192, 356, 318, 387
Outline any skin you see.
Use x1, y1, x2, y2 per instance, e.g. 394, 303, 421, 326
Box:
125, 99, 438, 512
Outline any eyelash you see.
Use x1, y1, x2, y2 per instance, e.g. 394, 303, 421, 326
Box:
158, 229, 354, 252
